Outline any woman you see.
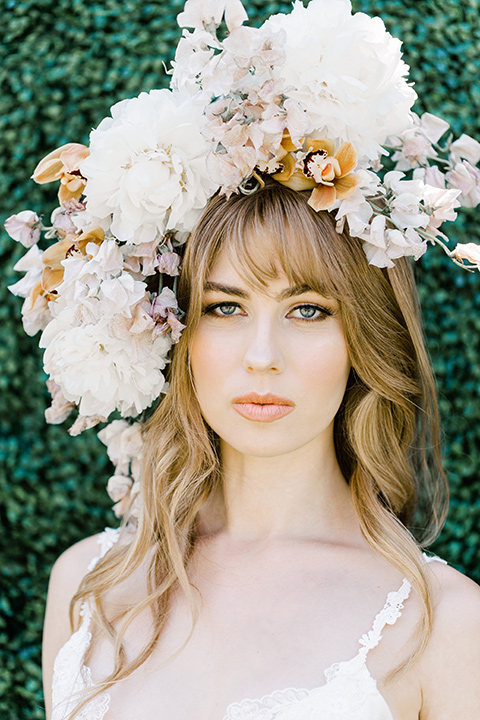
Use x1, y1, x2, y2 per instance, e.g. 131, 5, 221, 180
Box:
42, 179, 480, 719
5, 0, 480, 718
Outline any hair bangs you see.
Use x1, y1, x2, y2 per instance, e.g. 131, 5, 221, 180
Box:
188, 180, 362, 306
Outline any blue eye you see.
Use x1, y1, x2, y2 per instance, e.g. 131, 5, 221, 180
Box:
298, 306, 318, 319
290, 304, 331, 321
204, 302, 241, 317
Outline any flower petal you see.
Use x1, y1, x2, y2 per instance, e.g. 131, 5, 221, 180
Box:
308, 184, 337, 211
32, 143, 86, 184
41, 266, 64, 293
307, 137, 335, 156
272, 153, 296, 182
335, 142, 358, 176
281, 131, 301, 153
43, 238, 77, 268
276, 169, 316, 191
334, 173, 360, 200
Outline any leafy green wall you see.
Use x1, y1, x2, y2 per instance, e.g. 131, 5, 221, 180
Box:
1, 0, 479, 716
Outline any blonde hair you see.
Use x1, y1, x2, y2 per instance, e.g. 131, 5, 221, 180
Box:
69, 178, 448, 715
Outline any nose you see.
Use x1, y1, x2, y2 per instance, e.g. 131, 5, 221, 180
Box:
242, 317, 284, 375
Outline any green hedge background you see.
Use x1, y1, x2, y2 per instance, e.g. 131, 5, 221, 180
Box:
1, 0, 480, 716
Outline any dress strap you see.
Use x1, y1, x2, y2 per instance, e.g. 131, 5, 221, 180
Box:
357, 578, 412, 658
422, 552, 447, 565
356, 552, 447, 659
87, 526, 122, 572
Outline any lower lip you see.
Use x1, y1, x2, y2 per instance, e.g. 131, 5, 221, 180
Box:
232, 403, 294, 422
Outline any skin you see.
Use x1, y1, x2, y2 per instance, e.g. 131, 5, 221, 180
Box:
43, 249, 480, 720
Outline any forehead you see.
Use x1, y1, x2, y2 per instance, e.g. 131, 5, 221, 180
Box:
205, 246, 285, 285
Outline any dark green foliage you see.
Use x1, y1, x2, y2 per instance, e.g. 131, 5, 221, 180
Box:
1, 0, 480, 715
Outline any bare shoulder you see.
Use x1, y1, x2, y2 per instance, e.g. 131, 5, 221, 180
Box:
42, 532, 106, 718
419, 560, 480, 719
49, 533, 105, 595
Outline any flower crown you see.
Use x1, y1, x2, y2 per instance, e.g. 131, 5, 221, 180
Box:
6, 0, 480, 521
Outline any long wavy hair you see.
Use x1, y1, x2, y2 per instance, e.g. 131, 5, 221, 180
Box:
68, 178, 448, 717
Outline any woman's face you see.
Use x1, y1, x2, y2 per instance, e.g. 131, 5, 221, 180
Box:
189, 247, 351, 459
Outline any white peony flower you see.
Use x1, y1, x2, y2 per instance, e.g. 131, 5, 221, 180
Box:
263, 0, 417, 162
82, 89, 219, 244
40, 307, 171, 418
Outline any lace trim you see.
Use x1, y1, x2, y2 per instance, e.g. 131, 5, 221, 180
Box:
51, 528, 121, 720
223, 577, 412, 720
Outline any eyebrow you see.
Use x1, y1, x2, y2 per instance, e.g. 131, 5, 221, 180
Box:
202, 281, 326, 302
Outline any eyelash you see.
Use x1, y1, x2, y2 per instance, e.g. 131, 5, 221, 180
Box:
202, 302, 333, 321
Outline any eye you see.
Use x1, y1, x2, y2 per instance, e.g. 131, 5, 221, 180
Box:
288, 304, 332, 321
203, 301, 243, 317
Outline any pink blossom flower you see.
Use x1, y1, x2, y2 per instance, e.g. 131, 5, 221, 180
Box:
68, 414, 105, 436
45, 378, 76, 424
4, 211, 41, 247
151, 287, 179, 322
453, 242, 480, 269
449, 134, 480, 166
423, 185, 461, 231
124, 240, 160, 276
166, 311, 186, 343
419, 112, 450, 144
446, 161, 480, 208
107, 474, 133, 503
177, 0, 248, 32
423, 165, 446, 189
157, 251, 181, 276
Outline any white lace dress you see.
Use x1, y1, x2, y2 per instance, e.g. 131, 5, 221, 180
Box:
51, 528, 445, 720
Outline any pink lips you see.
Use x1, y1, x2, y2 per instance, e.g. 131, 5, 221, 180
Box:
232, 392, 295, 423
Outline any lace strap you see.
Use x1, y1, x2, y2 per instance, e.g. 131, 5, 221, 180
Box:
355, 553, 446, 658
423, 552, 447, 565
87, 526, 122, 572
357, 578, 412, 657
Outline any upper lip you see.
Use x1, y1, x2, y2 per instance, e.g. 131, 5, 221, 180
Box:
232, 392, 295, 406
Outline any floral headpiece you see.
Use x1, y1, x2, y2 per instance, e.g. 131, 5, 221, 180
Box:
6, 0, 480, 522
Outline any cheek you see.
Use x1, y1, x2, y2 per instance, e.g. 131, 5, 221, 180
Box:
190, 325, 232, 397
295, 330, 350, 381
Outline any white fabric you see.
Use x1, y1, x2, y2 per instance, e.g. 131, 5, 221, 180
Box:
51, 529, 444, 720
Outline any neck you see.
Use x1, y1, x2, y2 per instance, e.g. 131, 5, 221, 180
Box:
197, 434, 360, 546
